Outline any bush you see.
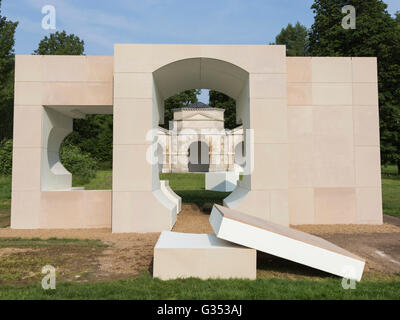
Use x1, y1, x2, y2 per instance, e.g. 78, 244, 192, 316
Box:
60, 144, 98, 183
0, 140, 13, 176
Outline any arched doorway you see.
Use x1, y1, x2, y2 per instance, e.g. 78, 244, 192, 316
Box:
188, 141, 210, 172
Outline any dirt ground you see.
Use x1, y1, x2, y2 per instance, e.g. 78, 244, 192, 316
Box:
0, 204, 399, 283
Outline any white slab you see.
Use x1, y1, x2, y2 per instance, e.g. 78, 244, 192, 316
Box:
210, 205, 365, 281
205, 171, 239, 192
153, 231, 256, 280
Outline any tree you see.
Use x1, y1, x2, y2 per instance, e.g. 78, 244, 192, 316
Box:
0, 0, 18, 140
162, 90, 200, 128
308, 0, 400, 174
275, 22, 309, 56
209, 91, 237, 129
34, 30, 84, 55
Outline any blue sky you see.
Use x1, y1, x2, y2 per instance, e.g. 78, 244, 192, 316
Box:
3, 0, 399, 102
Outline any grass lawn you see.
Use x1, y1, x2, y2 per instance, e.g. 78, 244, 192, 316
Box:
74, 171, 230, 208
0, 273, 399, 300
382, 165, 400, 217
0, 176, 11, 228
0, 238, 107, 285
0, 167, 399, 299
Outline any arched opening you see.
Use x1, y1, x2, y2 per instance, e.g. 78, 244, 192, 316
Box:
152, 57, 251, 233
42, 107, 113, 192
188, 141, 210, 173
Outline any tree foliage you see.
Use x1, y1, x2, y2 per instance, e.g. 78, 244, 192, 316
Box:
60, 143, 98, 183
0, 0, 18, 140
308, 0, 400, 174
0, 139, 12, 176
275, 22, 309, 56
209, 91, 237, 129
34, 30, 84, 55
64, 115, 113, 166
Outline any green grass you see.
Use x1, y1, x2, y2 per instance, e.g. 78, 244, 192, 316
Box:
160, 173, 230, 206
382, 179, 400, 217
73, 170, 112, 190
0, 273, 399, 300
382, 165, 399, 177
0, 237, 106, 248
0, 238, 107, 285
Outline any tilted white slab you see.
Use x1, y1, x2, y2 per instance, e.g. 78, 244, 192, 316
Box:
210, 205, 365, 281
153, 231, 256, 280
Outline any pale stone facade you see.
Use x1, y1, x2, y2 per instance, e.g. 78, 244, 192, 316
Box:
157, 102, 244, 173
11, 45, 383, 233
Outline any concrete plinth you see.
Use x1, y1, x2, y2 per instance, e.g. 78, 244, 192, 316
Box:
153, 231, 256, 280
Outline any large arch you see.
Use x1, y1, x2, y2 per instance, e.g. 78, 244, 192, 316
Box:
112, 45, 289, 233
188, 140, 210, 173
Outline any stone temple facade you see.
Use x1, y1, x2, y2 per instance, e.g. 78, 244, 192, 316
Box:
157, 102, 244, 173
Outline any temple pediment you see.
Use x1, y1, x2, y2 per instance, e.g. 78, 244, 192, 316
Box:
182, 113, 218, 121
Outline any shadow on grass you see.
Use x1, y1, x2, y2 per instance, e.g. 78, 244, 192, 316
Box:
257, 252, 332, 279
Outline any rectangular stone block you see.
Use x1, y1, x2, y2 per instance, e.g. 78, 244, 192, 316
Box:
15, 55, 43, 82
114, 73, 153, 99
43, 82, 113, 106
355, 146, 381, 187
112, 145, 153, 192
11, 191, 41, 229
289, 143, 314, 187
352, 57, 378, 83
40, 191, 112, 229
287, 84, 312, 106
112, 191, 174, 233
313, 106, 353, 138
14, 82, 43, 106
312, 57, 352, 83
313, 136, 355, 187
354, 106, 380, 146
250, 99, 288, 143
312, 84, 352, 106
356, 188, 383, 224
353, 83, 379, 106
252, 143, 289, 189
13, 106, 43, 148
153, 231, 257, 280
289, 188, 315, 225
314, 188, 356, 224
288, 106, 313, 144
113, 98, 153, 145
286, 57, 312, 83
249, 74, 286, 99
12, 147, 42, 192
270, 189, 289, 226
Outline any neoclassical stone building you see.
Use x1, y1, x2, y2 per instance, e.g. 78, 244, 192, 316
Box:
157, 102, 244, 173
